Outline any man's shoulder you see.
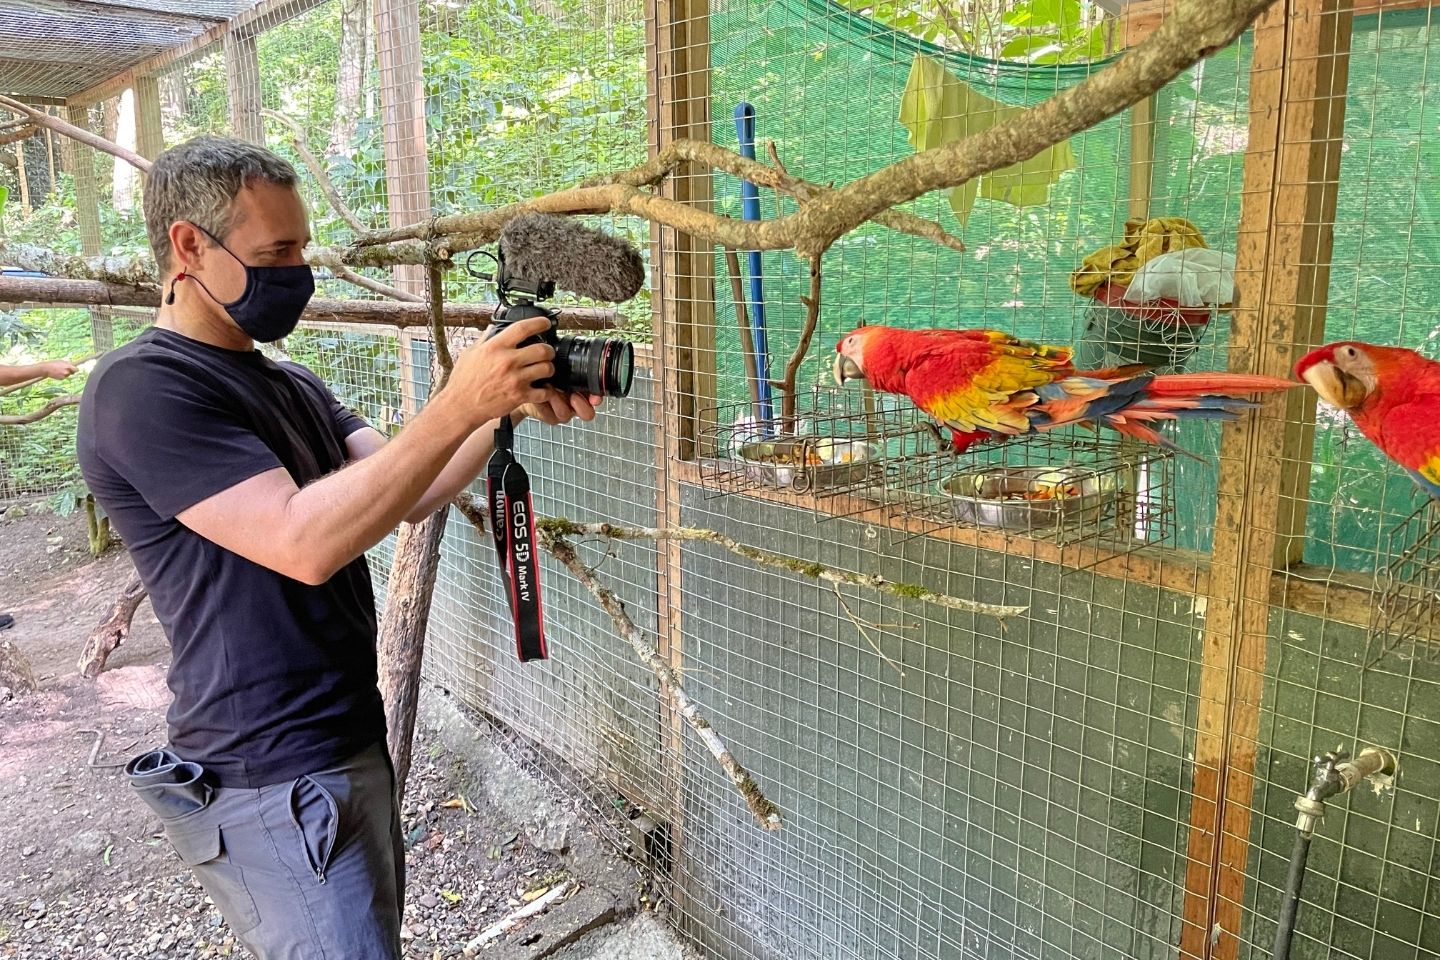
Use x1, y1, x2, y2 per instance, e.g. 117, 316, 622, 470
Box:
85, 331, 213, 401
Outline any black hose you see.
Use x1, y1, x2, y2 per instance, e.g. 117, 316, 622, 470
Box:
1272, 831, 1312, 960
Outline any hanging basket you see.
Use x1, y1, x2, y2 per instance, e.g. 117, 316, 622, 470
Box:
1080, 281, 1223, 371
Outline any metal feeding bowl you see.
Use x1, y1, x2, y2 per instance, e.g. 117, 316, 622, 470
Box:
736, 436, 877, 493
938, 465, 1123, 532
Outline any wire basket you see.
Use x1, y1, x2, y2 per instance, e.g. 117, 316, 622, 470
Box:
1367, 501, 1440, 665
1074, 281, 1222, 372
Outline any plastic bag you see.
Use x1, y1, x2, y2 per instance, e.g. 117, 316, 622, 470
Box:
1122, 248, 1237, 307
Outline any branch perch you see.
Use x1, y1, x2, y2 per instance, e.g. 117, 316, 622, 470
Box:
330, 265, 424, 302
451, 493, 784, 829
79, 574, 148, 678
0, 96, 152, 175
0, 394, 79, 425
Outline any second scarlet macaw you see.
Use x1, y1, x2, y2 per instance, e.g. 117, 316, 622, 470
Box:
833, 325, 1298, 456
1296, 341, 1440, 498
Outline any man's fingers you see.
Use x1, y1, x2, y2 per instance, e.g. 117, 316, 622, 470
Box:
520, 361, 556, 383
488, 315, 553, 347
514, 342, 556, 368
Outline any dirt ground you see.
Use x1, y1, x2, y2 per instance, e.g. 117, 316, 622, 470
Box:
0, 510, 580, 958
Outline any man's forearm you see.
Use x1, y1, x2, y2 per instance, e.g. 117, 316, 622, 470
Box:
407, 412, 526, 521
287, 394, 476, 581
0, 364, 46, 387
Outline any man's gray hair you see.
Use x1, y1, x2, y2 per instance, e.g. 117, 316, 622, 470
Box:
144, 135, 299, 272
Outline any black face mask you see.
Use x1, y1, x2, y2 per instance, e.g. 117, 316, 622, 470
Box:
168, 224, 315, 343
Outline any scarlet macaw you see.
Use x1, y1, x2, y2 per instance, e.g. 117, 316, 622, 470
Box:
1296, 341, 1440, 498
833, 325, 1297, 456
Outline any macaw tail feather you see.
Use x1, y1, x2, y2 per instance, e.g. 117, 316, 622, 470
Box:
1104, 416, 1208, 462
1142, 373, 1298, 398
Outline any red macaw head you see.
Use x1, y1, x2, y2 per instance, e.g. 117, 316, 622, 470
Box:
1294, 341, 1412, 412
833, 325, 885, 385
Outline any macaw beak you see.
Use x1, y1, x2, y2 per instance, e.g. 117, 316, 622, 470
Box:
833, 355, 864, 385
1300, 360, 1369, 411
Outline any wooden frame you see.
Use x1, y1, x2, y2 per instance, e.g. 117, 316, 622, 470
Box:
1180, 1, 1354, 956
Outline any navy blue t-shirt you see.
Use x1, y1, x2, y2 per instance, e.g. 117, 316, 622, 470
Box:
77, 326, 386, 789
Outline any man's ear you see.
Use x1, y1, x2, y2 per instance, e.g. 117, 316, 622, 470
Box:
168, 221, 207, 273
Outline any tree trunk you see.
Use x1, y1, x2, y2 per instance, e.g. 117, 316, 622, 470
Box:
376, 507, 449, 802
79, 574, 148, 679
101, 97, 120, 149
160, 70, 189, 122
112, 89, 138, 211
45, 119, 56, 194
329, 0, 369, 157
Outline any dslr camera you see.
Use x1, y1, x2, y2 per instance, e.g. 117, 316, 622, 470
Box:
474, 247, 635, 399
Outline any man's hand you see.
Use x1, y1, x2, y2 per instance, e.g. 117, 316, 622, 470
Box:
443, 316, 557, 429
41, 360, 78, 381
516, 391, 602, 427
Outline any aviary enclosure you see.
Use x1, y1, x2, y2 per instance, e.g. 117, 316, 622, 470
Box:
3, 0, 1440, 957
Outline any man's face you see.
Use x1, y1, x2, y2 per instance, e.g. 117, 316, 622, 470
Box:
187, 179, 311, 306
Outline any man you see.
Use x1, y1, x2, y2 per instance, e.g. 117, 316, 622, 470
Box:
77, 135, 598, 958
1, 357, 78, 630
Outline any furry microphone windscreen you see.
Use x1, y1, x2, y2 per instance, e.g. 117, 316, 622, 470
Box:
498, 213, 646, 304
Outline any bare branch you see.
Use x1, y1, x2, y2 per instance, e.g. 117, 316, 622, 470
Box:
0, 96, 152, 175
331, 265, 424, 302
723, 249, 762, 409
0, 394, 80, 425
78, 574, 148, 679
779, 257, 823, 429
0, 121, 37, 147
262, 109, 371, 236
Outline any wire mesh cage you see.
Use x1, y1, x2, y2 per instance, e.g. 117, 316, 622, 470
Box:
1365, 501, 1440, 666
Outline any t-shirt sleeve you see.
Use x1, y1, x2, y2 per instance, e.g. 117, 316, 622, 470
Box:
283, 362, 372, 440
91, 355, 284, 521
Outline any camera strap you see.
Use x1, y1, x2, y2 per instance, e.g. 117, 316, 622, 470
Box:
486, 417, 548, 661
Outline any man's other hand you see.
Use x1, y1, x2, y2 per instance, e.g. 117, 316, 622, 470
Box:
42, 360, 78, 381
517, 391, 601, 427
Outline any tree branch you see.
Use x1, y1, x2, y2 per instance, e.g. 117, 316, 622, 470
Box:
262, 108, 371, 237
0, 121, 37, 148
340, 0, 1271, 260
331, 265, 424, 302
0, 394, 80, 425
534, 519, 1028, 621
779, 257, 823, 430
0, 96, 152, 175
78, 573, 148, 679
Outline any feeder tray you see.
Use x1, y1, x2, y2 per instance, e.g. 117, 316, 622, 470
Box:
938, 465, 1122, 532
735, 436, 878, 493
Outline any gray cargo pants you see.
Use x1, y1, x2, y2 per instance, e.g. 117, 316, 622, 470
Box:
126, 740, 405, 959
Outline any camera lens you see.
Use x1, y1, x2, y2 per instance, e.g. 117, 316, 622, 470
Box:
556, 336, 634, 398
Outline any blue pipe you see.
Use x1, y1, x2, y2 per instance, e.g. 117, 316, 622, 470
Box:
734, 102, 775, 426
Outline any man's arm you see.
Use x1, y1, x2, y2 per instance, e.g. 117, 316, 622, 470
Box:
347, 391, 601, 525
0, 360, 78, 387
173, 317, 558, 585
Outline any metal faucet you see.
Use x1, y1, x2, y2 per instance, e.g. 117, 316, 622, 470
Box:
1293, 746, 1398, 837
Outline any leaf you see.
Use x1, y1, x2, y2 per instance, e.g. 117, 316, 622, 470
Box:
440, 889, 462, 904
440, 796, 465, 809
521, 885, 551, 903
102, 844, 112, 866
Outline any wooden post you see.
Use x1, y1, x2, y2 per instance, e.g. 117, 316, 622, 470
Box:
223, 31, 264, 145
134, 75, 165, 161
371, 0, 441, 800
44, 112, 56, 193
647, 0, 715, 913
63, 104, 110, 351
1178, 1, 1353, 957
1128, 95, 1156, 221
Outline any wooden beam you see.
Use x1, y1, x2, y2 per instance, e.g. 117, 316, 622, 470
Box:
1121, 0, 1413, 46
223, 32, 263, 145
1179, 2, 1353, 958
133, 74, 163, 161
65, 0, 331, 108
